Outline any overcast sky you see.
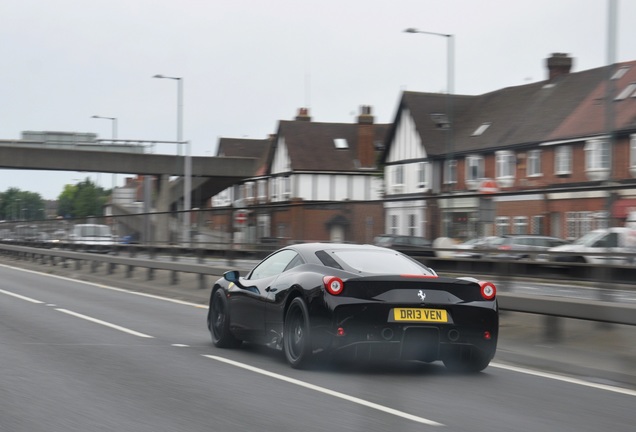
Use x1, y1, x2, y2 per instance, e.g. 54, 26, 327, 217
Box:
1, 0, 635, 200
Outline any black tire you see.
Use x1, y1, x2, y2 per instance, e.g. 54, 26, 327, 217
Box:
283, 297, 312, 368
208, 289, 241, 348
443, 350, 492, 373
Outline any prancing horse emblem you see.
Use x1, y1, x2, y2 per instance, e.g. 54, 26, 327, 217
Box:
418, 290, 426, 301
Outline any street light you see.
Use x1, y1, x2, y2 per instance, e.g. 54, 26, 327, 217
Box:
405, 27, 455, 237
91, 115, 118, 189
153, 74, 191, 245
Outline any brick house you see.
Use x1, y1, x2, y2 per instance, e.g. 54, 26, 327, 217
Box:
210, 107, 389, 244
382, 53, 636, 241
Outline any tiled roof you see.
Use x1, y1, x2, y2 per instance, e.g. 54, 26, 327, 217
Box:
276, 120, 389, 172
384, 60, 636, 159
217, 137, 273, 176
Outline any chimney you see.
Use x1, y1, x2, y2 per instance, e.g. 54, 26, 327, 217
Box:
356, 105, 375, 168
546, 53, 573, 81
295, 107, 311, 121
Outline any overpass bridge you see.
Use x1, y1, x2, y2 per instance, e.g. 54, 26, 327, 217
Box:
0, 141, 257, 208
0, 138, 257, 243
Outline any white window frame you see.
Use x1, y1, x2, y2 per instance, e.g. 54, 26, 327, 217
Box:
417, 162, 427, 189
444, 159, 457, 185
555, 145, 572, 175
282, 176, 291, 200
390, 215, 399, 235
408, 214, 417, 236
513, 216, 528, 234
630, 134, 636, 177
269, 177, 278, 201
465, 155, 484, 185
495, 150, 516, 187
257, 179, 267, 203
527, 149, 542, 177
244, 182, 254, 203
495, 216, 510, 236
584, 139, 610, 181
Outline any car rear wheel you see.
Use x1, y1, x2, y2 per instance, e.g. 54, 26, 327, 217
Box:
443, 350, 491, 373
283, 297, 312, 368
208, 289, 241, 348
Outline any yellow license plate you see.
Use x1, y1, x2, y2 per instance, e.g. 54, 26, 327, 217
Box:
393, 308, 448, 322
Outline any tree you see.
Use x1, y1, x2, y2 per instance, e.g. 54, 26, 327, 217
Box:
0, 188, 46, 221
55, 178, 110, 219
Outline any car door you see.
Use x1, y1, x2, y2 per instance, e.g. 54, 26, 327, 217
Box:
229, 249, 299, 342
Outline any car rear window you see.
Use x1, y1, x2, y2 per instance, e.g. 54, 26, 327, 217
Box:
320, 249, 434, 275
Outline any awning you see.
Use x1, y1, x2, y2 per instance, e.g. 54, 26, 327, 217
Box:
612, 199, 636, 218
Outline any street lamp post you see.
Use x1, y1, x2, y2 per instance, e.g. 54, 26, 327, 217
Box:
91, 115, 118, 189
405, 27, 455, 237
153, 74, 191, 245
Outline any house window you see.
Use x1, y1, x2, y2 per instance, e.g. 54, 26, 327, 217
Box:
408, 214, 417, 237
527, 150, 542, 177
495, 150, 516, 187
584, 139, 610, 181
555, 145, 572, 175
244, 182, 254, 203
394, 165, 404, 185
257, 179, 267, 203
417, 162, 427, 188
270, 177, 278, 201
444, 159, 457, 184
495, 216, 510, 236
513, 216, 528, 234
566, 211, 593, 240
282, 176, 291, 199
466, 155, 484, 184
630, 134, 636, 177
390, 215, 399, 235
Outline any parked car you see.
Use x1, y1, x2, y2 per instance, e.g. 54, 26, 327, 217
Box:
68, 224, 115, 253
548, 227, 636, 265
452, 236, 500, 259
208, 242, 498, 372
486, 235, 569, 260
372, 234, 435, 256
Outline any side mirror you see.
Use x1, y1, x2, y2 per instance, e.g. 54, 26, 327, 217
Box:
224, 270, 240, 283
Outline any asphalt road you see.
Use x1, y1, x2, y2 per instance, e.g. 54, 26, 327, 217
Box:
1, 264, 635, 432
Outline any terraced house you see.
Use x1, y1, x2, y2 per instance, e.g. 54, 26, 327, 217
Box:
382, 53, 636, 241
210, 107, 389, 244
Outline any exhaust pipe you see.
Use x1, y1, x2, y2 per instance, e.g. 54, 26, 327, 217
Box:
448, 329, 460, 342
381, 328, 394, 341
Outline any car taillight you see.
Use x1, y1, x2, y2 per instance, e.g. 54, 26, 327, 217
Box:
323, 276, 344, 295
498, 245, 511, 251
479, 281, 496, 300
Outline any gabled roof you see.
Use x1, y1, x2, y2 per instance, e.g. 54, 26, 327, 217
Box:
382, 58, 636, 161
275, 120, 389, 172
216, 137, 273, 176
548, 60, 636, 140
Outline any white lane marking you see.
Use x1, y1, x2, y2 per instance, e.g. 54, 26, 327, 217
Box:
56, 308, 154, 338
0, 263, 207, 308
491, 362, 636, 397
0, 288, 45, 304
172, 344, 190, 347
203, 355, 444, 427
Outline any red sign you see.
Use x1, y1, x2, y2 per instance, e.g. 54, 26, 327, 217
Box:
235, 210, 248, 226
478, 179, 499, 194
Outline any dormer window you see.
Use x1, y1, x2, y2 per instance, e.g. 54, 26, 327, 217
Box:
471, 122, 491, 136
612, 66, 629, 80
615, 83, 636, 101
334, 138, 348, 149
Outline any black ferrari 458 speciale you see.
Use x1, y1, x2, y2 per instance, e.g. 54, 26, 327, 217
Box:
207, 243, 498, 372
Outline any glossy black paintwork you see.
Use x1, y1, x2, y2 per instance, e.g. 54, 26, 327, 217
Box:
209, 243, 498, 362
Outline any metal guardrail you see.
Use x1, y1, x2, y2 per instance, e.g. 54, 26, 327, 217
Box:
1, 242, 635, 327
